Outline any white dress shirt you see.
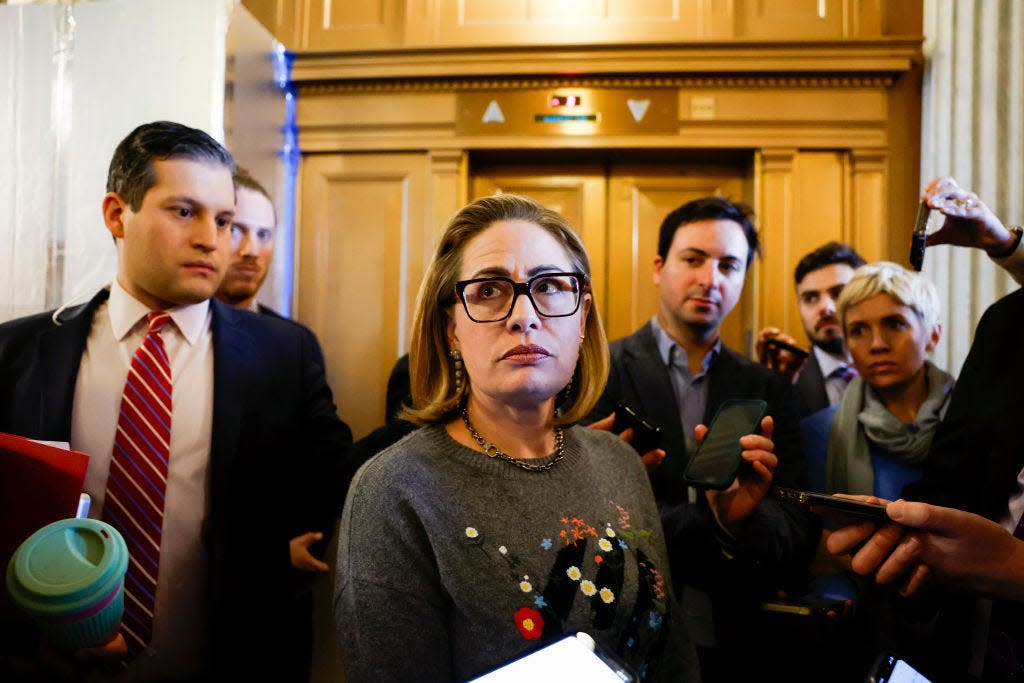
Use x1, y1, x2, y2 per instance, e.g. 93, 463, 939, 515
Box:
813, 345, 853, 407
71, 281, 214, 680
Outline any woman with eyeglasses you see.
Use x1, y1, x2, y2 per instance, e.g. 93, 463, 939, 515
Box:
334, 194, 698, 682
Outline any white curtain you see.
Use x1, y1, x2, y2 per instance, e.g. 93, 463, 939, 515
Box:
0, 0, 234, 325
921, 0, 1024, 375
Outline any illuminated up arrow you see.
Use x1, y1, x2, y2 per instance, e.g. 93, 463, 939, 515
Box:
482, 100, 506, 124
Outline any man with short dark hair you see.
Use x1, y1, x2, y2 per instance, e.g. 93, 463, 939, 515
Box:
589, 196, 816, 682
0, 121, 353, 681
758, 241, 866, 416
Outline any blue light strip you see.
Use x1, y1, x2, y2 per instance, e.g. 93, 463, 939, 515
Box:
534, 114, 597, 123
272, 44, 297, 317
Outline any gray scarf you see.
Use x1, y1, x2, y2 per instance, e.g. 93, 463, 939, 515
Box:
824, 361, 955, 495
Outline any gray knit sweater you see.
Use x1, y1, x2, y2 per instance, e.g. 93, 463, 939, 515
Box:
335, 424, 699, 682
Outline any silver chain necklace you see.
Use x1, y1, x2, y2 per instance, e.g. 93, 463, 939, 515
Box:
460, 408, 565, 473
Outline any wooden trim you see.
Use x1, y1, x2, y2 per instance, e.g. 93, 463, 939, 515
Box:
291, 41, 922, 83
296, 72, 902, 95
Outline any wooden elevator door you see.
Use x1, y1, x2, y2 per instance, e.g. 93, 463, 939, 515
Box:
472, 158, 753, 355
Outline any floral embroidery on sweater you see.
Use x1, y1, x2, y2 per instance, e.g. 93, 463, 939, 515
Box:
459, 501, 669, 679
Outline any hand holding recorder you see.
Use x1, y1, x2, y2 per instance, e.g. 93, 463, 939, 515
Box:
919, 176, 1018, 259
828, 497, 1024, 601
755, 327, 809, 383
589, 406, 665, 472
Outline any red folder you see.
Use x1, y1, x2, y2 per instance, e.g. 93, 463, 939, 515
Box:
0, 432, 89, 619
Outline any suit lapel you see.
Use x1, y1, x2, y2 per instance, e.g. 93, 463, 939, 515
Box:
209, 301, 250, 479
617, 325, 692, 494
705, 347, 746, 424
25, 292, 108, 439
795, 352, 828, 415
620, 324, 681, 438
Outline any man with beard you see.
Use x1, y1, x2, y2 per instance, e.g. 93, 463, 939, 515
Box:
757, 242, 865, 417
588, 196, 816, 682
216, 166, 279, 314
214, 166, 341, 681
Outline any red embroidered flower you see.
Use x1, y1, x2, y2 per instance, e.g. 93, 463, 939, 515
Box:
514, 606, 544, 640
594, 555, 603, 565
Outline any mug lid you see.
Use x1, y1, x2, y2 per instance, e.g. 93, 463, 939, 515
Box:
6, 518, 128, 610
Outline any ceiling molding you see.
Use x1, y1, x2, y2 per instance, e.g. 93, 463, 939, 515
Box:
290, 40, 921, 84
297, 72, 899, 96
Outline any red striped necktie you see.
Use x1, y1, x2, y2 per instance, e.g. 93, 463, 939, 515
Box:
104, 311, 172, 656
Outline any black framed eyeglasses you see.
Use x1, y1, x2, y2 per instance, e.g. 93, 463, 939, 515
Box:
455, 271, 587, 323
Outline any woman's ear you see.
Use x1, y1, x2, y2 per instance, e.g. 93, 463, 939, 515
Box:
446, 310, 458, 349
925, 322, 942, 354
579, 294, 592, 338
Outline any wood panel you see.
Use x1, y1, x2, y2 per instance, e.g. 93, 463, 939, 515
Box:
245, 0, 908, 51
240, 0, 302, 46
435, 0, 714, 45
738, 0, 845, 39
757, 149, 877, 344
297, 152, 429, 440
304, 0, 407, 50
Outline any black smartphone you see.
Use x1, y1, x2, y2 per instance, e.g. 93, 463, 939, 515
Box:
761, 594, 851, 619
909, 200, 930, 272
772, 486, 890, 523
682, 398, 767, 490
612, 402, 662, 454
467, 631, 637, 683
763, 337, 810, 359
866, 651, 934, 683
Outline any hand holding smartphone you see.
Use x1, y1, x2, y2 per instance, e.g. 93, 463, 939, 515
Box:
866, 651, 934, 683
762, 337, 810, 360
909, 200, 930, 272
612, 403, 662, 455
682, 399, 768, 489
772, 487, 890, 523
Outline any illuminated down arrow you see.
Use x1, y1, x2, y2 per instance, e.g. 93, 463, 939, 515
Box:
482, 100, 506, 123
627, 99, 650, 122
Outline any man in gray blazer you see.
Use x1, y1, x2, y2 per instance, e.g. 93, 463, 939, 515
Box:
589, 196, 817, 682
758, 241, 865, 417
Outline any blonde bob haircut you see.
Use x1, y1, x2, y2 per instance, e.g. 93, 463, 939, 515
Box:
838, 261, 941, 334
402, 193, 609, 426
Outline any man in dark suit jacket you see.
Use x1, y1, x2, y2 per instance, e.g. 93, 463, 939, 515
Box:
757, 241, 865, 417
589, 197, 817, 682
0, 122, 353, 682
214, 165, 347, 681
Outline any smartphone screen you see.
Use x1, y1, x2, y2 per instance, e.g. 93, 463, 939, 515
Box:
467, 632, 636, 683
868, 652, 934, 683
683, 399, 767, 490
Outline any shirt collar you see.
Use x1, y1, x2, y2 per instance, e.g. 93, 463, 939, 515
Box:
649, 316, 720, 372
108, 279, 211, 345
813, 345, 850, 376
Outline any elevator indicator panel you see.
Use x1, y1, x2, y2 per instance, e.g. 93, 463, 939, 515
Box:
456, 88, 677, 136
